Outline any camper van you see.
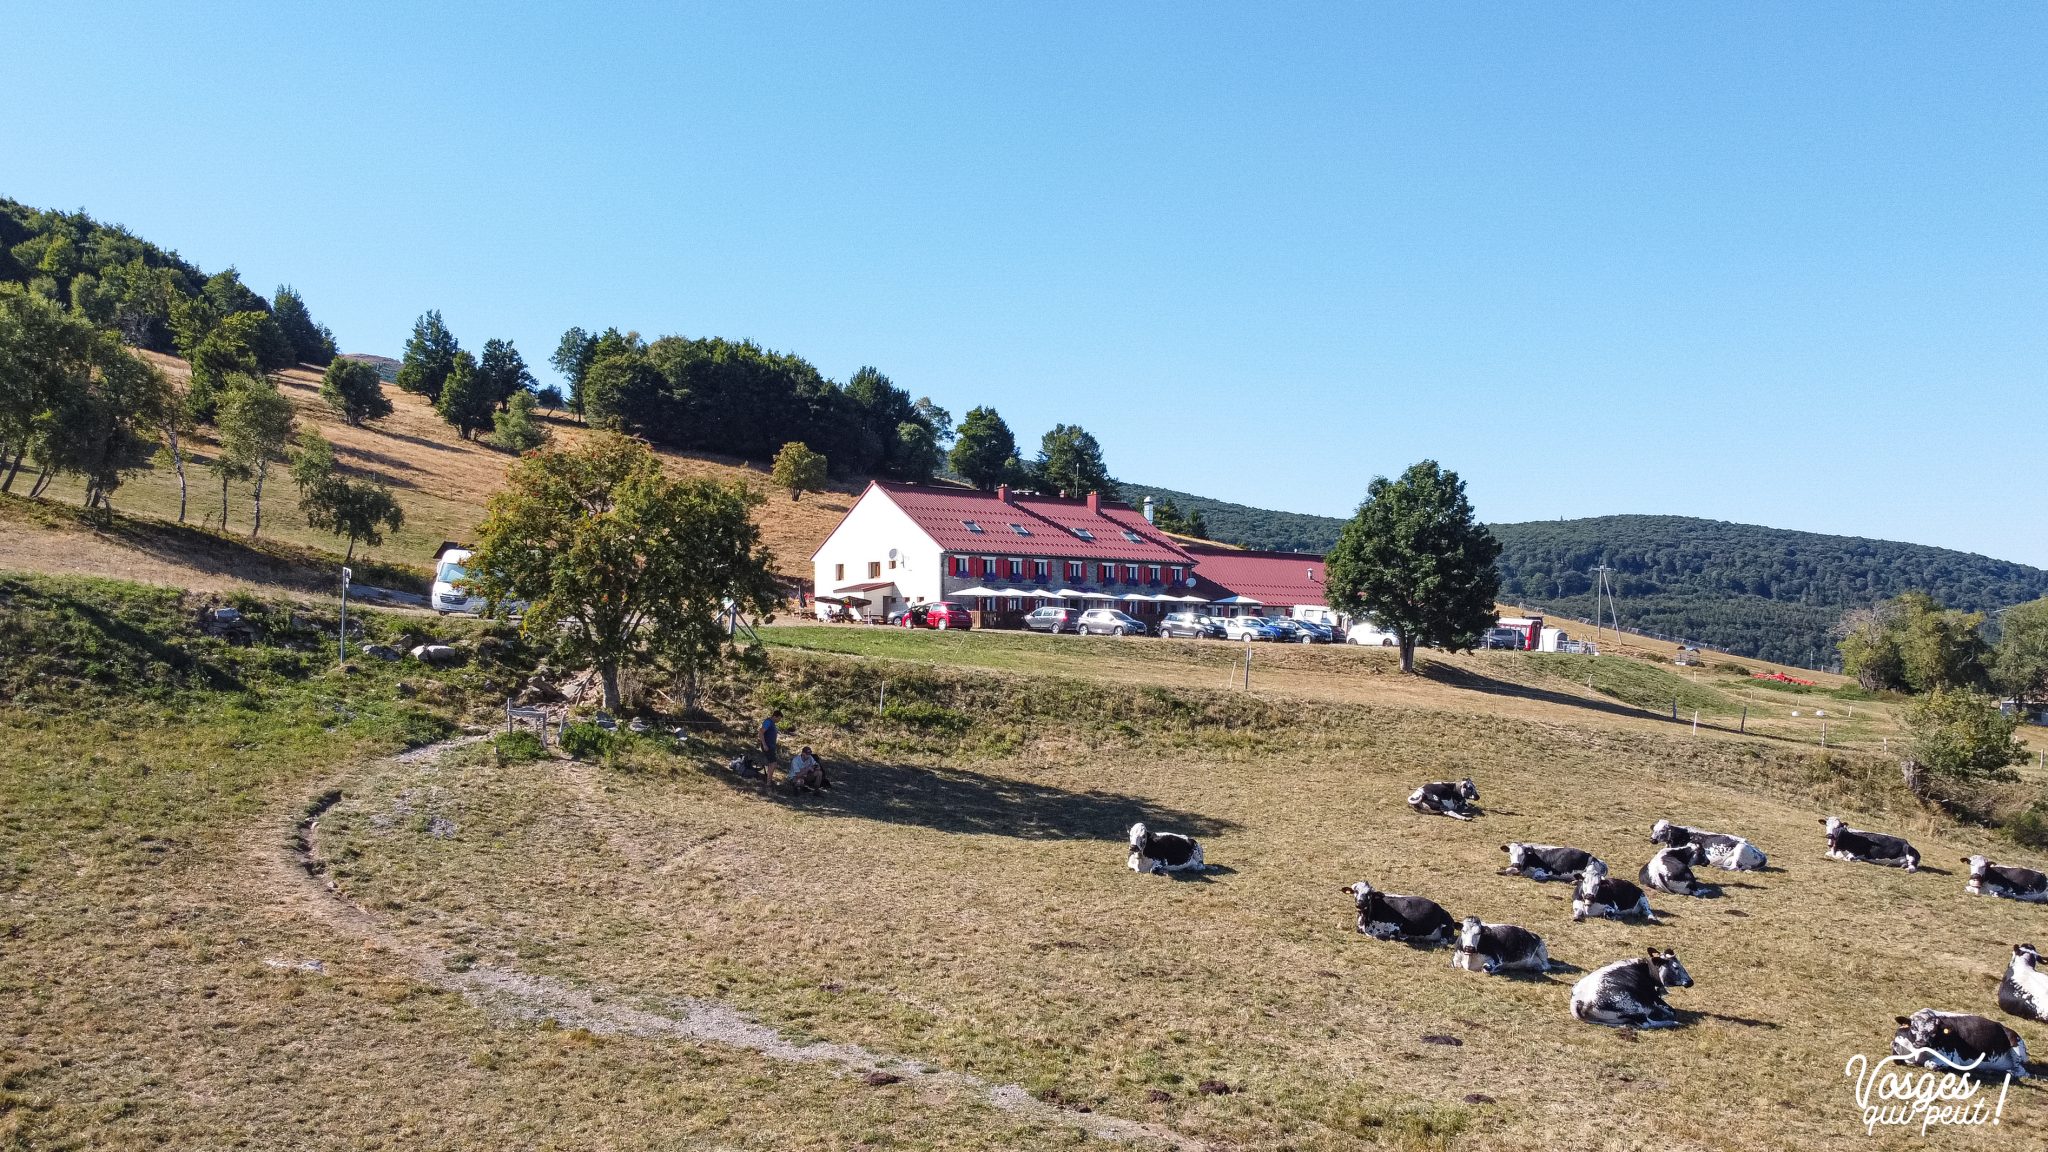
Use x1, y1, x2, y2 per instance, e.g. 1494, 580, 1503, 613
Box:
432, 546, 487, 614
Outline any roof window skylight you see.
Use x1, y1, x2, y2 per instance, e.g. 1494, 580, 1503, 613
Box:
963, 520, 984, 533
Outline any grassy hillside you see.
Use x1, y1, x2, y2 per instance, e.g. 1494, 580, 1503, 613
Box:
1494, 515, 2048, 668
5, 569, 2045, 1150
1119, 481, 1346, 553
8, 351, 860, 593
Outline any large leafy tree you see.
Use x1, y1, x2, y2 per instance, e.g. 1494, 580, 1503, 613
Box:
1323, 460, 1502, 673
395, 310, 459, 401
320, 358, 392, 426
1900, 687, 2027, 796
45, 335, 175, 516
184, 312, 266, 422
948, 406, 1017, 490
489, 390, 550, 453
1837, 592, 1990, 694
470, 433, 780, 713
271, 285, 337, 366
435, 350, 494, 439
1033, 423, 1114, 498
580, 351, 663, 433
291, 435, 405, 565
1995, 598, 2048, 706
0, 286, 98, 493
771, 441, 827, 501
214, 377, 296, 538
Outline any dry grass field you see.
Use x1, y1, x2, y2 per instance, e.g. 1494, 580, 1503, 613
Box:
5, 572, 2046, 1150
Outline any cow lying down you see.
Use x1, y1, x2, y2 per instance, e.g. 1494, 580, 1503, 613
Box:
1500, 842, 1597, 882
1127, 823, 1205, 875
1572, 859, 1658, 923
1639, 845, 1718, 897
1822, 817, 1920, 872
1450, 916, 1550, 975
1408, 778, 1480, 820
1999, 944, 2048, 1024
1650, 819, 1766, 871
1964, 855, 2048, 903
1891, 1009, 2030, 1080
1341, 881, 1454, 944
1570, 949, 1692, 1029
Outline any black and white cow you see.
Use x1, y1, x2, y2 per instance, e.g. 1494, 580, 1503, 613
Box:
1572, 858, 1658, 922
1127, 822, 1204, 875
1569, 949, 1693, 1029
1500, 842, 1598, 882
1963, 855, 2048, 903
1649, 819, 1767, 871
1450, 916, 1550, 975
1891, 1009, 2030, 1080
1408, 778, 1480, 821
1639, 844, 1717, 898
1998, 944, 2048, 1023
1341, 881, 1455, 943
1821, 817, 1920, 872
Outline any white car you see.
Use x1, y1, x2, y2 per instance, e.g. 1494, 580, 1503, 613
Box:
432, 549, 487, 614
1344, 619, 1400, 646
1223, 616, 1282, 641
1077, 608, 1148, 636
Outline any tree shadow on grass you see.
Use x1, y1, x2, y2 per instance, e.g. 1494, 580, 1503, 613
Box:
1418, 662, 1681, 725
710, 757, 1237, 842
1677, 1009, 1780, 1030
48, 587, 244, 693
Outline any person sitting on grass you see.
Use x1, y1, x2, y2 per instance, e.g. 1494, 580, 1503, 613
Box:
787, 746, 831, 793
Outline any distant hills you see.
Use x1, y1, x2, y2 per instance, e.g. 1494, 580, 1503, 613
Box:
1117, 485, 2048, 668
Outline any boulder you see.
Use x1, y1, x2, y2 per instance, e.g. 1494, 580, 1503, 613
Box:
360, 643, 402, 662
409, 644, 467, 667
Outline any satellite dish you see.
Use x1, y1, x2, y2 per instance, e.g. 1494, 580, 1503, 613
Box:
1186, 576, 1198, 587
888, 548, 899, 560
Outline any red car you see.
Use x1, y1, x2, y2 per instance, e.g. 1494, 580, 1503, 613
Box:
899, 601, 974, 630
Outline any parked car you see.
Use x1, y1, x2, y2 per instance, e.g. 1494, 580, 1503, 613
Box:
1024, 606, 1080, 634
1344, 618, 1400, 646
1223, 616, 1283, 641
1077, 608, 1148, 636
1478, 626, 1525, 650
900, 601, 974, 630
1275, 617, 1332, 643
1157, 611, 1226, 639
430, 548, 525, 616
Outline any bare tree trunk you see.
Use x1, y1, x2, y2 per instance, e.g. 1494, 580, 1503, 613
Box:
1901, 757, 1925, 798
251, 459, 266, 538
344, 535, 357, 565
219, 472, 230, 531
28, 465, 52, 499
0, 446, 17, 493
1399, 635, 1418, 674
166, 426, 187, 522
599, 661, 622, 714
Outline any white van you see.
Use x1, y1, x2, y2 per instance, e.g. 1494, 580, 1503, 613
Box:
432, 548, 488, 614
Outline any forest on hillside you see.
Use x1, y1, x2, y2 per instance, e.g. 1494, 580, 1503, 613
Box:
1117, 482, 1345, 553
1491, 515, 2048, 667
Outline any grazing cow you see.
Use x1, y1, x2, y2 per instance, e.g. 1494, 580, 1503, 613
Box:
1891, 1009, 2030, 1080
1572, 859, 1658, 923
1569, 949, 1693, 1029
1127, 822, 1204, 875
1450, 916, 1550, 975
1649, 819, 1767, 871
1639, 844, 1718, 897
1821, 817, 1920, 872
1500, 842, 1598, 882
1999, 944, 2048, 1023
1341, 881, 1455, 943
1408, 778, 1480, 820
1963, 855, 2048, 903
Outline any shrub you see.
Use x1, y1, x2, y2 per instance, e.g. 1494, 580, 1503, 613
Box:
1900, 688, 2027, 794
2005, 802, 2048, 850
494, 730, 547, 764
557, 721, 617, 760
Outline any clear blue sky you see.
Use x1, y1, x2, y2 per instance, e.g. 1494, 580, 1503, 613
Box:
12, 5, 2045, 564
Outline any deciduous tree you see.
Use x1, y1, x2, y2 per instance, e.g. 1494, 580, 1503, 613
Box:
320, 357, 392, 426
1323, 460, 1502, 673
1995, 598, 2048, 706
469, 433, 779, 713
771, 441, 827, 501
214, 377, 296, 537
1900, 687, 2027, 796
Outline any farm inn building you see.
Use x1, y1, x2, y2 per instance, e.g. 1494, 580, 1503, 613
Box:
809, 481, 1329, 625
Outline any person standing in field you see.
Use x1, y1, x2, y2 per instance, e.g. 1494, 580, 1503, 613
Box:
759, 710, 782, 763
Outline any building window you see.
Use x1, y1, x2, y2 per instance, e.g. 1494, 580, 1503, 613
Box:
1148, 565, 1161, 585
1067, 561, 1084, 582
1170, 566, 1184, 584
1099, 563, 1113, 584
888, 556, 897, 569
1125, 564, 1139, 583
1008, 523, 1031, 536
963, 520, 984, 533
1034, 559, 1049, 582
1073, 528, 1094, 541
1007, 597, 1022, 611
982, 555, 996, 577
1122, 529, 1142, 543
868, 561, 882, 579
1008, 558, 1022, 579
953, 555, 969, 576
834, 563, 844, 581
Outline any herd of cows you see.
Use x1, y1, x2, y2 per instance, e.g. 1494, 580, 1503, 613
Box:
1125, 777, 2048, 1081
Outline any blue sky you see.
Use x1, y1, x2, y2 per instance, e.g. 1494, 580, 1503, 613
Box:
12, 5, 2045, 564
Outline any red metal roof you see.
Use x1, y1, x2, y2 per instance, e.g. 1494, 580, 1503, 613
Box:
869, 481, 1194, 564
1180, 545, 1328, 608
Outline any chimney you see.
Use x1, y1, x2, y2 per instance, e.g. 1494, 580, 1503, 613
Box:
1086, 490, 1100, 513
996, 484, 1010, 504
1142, 496, 1155, 523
